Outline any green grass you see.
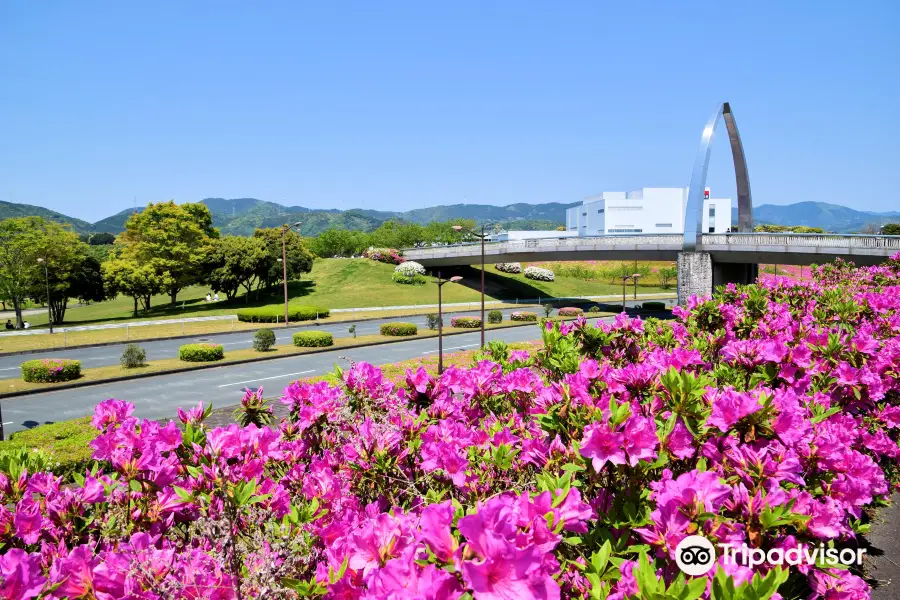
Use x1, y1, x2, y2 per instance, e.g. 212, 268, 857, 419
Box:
0, 416, 98, 478
18, 258, 672, 330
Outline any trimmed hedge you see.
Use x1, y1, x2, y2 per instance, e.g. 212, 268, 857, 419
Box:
642, 301, 667, 311
0, 416, 97, 480
236, 305, 330, 323
293, 331, 334, 347
380, 322, 418, 336
510, 311, 538, 322
557, 307, 584, 317
488, 310, 503, 324
451, 316, 482, 328
253, 328, 276, 351
21, 358, 81, 383
179, 343, 224, 362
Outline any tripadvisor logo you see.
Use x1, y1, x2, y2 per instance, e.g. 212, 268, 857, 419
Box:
674, 534, 866, 575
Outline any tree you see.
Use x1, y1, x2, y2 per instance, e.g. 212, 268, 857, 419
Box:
0, 217, 47, 327
204, 236, 269, 301
34, 233, 103, 324
102, 258, 164, 316
118, 201, 219, 306
253, 228, 315, 292
69, 255, 106, 307
882, 223, 900, 235
657, 266, 677, 290
88, 232, 116, 245
309, 228, 371, 257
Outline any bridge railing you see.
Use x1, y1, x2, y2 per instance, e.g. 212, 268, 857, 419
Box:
403, 234, 684, 253
703, 233, 900, 249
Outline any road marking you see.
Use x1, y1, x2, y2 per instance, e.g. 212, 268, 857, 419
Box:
217, 370, 315, 388
422, 344, 479, 355
82, 355, 119, 361
2, 421, 12, 425
220, 340, 252, 346
0, 367, 21, 371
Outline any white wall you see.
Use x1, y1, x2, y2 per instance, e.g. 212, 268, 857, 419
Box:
490, 230, 578, 242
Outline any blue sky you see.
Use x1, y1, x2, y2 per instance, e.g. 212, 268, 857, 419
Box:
2, 1, 898, 221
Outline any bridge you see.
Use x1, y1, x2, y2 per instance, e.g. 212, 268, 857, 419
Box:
404, 103, 900, 303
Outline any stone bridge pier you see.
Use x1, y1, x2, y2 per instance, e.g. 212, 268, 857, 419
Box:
677, 252, 758, 305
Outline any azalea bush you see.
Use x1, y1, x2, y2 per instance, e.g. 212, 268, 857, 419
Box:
380, 322, 418, 336
450, 316, 481, 328
510, 311, 538, 321
20, 358, 81, 383
2, 254, 900, 598
494, 262, 521, 274
395, 261, 426, 277
524, 265, 555, 281
557, 307, 583, 316
363, 247, 404, 265
391, 272, 425, 285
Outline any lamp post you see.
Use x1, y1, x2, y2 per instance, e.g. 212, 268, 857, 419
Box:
621, 274, 632, 312
631, 273, 642, 300
281, 222, 303, 327
433, 271, 463, 374
36, 258, 52, 333
452, 224, 487, 347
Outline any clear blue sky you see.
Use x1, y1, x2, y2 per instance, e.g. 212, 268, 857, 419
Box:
2, 1, 898, 222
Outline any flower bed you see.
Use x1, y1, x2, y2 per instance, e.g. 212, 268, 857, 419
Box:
494, 262, 521, 273
524, 265, 554, 281
510, 310, 538, 321
450, 316, 481, 328
391, 272, 425, 285
178, 343, 224, 362
20, 358, 81, 383
236, 305, 329, 323
380, 322, 417, 336
557, 306, 583, 316
2, 255, 900, 599
363, 247, 404, 265
292, 331, 334, 347
394, 261, 426, 276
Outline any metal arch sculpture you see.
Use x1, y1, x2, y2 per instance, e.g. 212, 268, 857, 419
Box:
684, 102, 753, 251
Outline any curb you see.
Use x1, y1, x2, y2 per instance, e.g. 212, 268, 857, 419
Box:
0, 320, 550, 400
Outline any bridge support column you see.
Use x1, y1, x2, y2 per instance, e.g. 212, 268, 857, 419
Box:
712, 262, 758, 289
677, 252, 712, 305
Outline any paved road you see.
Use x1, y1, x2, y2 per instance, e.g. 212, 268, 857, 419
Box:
0, 300, 668, 376
0, 323, 565, 435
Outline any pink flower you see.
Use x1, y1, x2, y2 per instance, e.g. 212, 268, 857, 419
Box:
0, 549, 46, 600
622, 415, 659, 466
706, 389, 761, 432
579, 422, 626, 471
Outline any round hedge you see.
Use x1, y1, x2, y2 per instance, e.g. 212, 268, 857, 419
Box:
510, 311, 538, 322
380, 322, 418, 336
557, 307, 584, 317
253, 328, 277, 351
179, 343, 224, 362
488, 310, 503, 324
21, 359, 81, 383
236, 305, 330, 323
451, 316, 482, 328
293, 331, 334, 347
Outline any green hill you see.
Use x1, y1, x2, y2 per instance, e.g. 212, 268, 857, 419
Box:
0, 201, 94, 233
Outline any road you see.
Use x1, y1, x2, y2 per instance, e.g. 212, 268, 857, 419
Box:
0, 322, 577, 435
0, 300, 668, 375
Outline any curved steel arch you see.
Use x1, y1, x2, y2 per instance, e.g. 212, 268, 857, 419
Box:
684, 102, 753, 251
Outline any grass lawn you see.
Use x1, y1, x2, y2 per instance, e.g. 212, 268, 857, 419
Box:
18, 258, 674, 331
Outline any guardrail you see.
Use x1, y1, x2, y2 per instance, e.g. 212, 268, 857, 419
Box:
703, 233, 900, 249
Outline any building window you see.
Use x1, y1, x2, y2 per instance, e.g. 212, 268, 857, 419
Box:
597, 209, 605, 213
655, 223, 673, 228
708, 226, 715, 233
582, 212, 587, 216
608, 206, 642, 211
709, 207, 716, 216
608, 228, 643, 233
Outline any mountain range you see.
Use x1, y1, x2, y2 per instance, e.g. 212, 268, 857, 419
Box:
0, 198, 897, 237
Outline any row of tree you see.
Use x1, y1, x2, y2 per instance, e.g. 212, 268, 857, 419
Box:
308, 218, 478, 257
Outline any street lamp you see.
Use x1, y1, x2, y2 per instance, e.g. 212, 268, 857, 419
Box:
452, 224, 488, 347
621, 274, 632, 312
432, 271, 463, 374
281, 222, 303, 327
631, 273, 642, 300
36, 258, 52, 333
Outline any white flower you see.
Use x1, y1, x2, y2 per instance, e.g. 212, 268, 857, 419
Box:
394, 261, 426, 276
524, 266, 555, 281
495, 262, 522, 274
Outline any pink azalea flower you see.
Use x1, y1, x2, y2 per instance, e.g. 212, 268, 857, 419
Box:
579, 422, 626, 471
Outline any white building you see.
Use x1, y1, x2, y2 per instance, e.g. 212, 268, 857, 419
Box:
565, 187, 731, 237
486, 230, 579, 243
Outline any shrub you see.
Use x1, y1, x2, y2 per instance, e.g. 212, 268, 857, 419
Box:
233, 387, 273, 428
451, 316, 481, 328
0, 416, 97, 480
178, 343, 224, 362
425, 313, 442, 330
21, 358, 81, 383
120, 344, 147, 368
391, 272, 425, 285
543, 303, 554, 317
488, 310, 503, 324
588, 305, 601, 313
363, 247, 404, 264
380, 322, 418, 336
253, 328, 276, 351
293, 331, 334, 347
510, 311, 537, 321
494, 262, 521, 274
348, 324, 357, 338
394, 261, 426, 276
236, 305, 330, 323
557, 307, 584, 316
524, 266, 554, 281
642, 301, 667, 311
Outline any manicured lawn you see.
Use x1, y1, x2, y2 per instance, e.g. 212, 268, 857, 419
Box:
18, 258, 674, 330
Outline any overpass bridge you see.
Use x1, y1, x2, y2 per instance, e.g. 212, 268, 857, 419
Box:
403, 232, 900, 303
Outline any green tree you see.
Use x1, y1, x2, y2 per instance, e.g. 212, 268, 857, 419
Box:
88, 232, 116, 245
118, 201, 219, 306
31, 229, 103, 324
102, 258, 164, 316
882, 223, 900, 235
204, 236, 270, 301
0, 217, 49, 327
252, 227, 315, 292
309, 228, 372, 257
657, 266, 678, 290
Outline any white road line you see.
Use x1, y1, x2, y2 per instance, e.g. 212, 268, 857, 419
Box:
2, 421, 12, 425
82, 355, 119, 361
0, 367, 21, 371
422, 344, 479, 355
217, 370, 315, 388
220, 340, 252, 346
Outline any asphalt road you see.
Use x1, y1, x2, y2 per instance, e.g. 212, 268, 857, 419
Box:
0, 300, 666, 376
0, 322, 568, 435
